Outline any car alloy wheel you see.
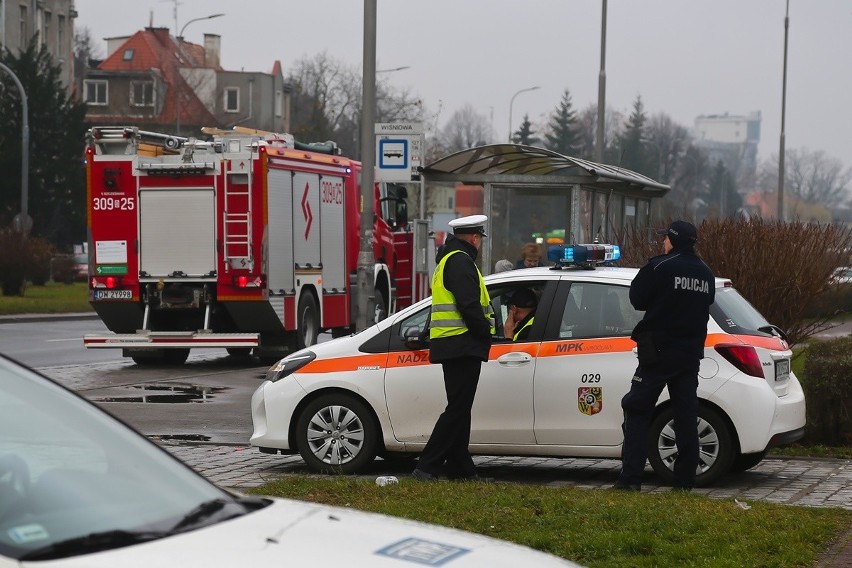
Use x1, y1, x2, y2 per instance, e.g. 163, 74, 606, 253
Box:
647, 405, 734, 487
295, 394, 378, 474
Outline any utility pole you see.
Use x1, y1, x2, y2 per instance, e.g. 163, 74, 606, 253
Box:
356, 0, 377, 332
595, 0, 607, 163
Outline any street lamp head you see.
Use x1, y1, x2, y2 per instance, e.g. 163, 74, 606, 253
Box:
508, 86, 542, 142
377, 65, 411, 74
178, 13, 226, 39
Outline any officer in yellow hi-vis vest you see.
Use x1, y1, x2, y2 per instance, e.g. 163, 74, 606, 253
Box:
413, 215, 494, 482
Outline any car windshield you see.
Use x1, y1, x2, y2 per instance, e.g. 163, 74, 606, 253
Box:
709, 286, 771, 336
0, 356, 230, 559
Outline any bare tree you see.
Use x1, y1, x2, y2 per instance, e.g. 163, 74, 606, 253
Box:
575, 103, 623, 162
436, 103, 491, 154
287, 52, 424, 159
758, 148, 852, 214
643, 112, 690, 184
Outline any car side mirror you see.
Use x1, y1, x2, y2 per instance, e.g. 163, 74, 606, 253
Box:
403, 326, 428, 350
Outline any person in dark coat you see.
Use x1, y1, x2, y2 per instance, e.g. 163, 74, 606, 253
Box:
503, 288, 538, 341
413, 215, 493, 481
614, 220, 715, 492
514, 242, 545, 269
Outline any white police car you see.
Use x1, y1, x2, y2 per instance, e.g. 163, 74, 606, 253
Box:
251, 244, 805, 487
0, 353, 579, 566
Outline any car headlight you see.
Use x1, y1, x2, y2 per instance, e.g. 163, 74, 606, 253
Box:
265, 351, 316, 382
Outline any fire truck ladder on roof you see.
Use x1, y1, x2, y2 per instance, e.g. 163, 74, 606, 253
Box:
223, 146, 254, 270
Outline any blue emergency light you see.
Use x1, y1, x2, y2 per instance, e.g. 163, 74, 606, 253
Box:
548, 243, 621, 269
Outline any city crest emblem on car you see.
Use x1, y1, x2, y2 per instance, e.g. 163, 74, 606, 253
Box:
578, 387, 603, 416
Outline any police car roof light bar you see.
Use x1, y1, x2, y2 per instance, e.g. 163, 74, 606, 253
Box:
548, 243, 621, 270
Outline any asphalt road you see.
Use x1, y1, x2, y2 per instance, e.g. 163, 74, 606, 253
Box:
0, 315, 124, 367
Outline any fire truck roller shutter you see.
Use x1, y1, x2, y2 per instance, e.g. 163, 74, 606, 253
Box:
319, 175, 347, 293
267, 168, 295, 303
138, 188, 216, 277
293, 172, 321, 269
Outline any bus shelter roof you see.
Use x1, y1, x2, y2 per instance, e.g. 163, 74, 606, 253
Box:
421, 144, 670, 197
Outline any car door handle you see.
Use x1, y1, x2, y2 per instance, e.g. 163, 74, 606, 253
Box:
496, 352, 532, 367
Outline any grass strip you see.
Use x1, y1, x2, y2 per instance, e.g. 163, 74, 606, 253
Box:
0, 282, 91, 315
252, 476, 850, 568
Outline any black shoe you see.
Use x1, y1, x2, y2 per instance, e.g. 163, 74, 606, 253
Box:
412, 468, 439, 482
611, 481, 641, 492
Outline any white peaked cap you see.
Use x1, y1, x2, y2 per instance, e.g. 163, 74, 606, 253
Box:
448, 214, 488, 237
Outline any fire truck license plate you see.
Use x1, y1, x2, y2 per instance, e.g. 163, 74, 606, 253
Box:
94, 290, 132, 300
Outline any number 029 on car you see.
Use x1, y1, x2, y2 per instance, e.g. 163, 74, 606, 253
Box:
93, 290, 132, 300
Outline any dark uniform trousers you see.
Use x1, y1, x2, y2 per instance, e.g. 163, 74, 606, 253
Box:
620, 353, 700, 487
416, 356, 482, 478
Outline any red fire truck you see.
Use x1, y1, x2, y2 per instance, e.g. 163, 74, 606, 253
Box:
82, 126, 429, 364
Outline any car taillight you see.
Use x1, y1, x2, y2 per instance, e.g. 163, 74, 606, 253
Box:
233, 274, 265, 289
714, 344, 764, 378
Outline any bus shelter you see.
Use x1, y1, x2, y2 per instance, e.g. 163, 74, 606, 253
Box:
421, 144, 670, 273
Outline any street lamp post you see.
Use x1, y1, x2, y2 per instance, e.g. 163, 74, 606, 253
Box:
777, 0, 790, 221
507, 86, 540, 143
0, 62, 29, 238
174, 13, 224, 135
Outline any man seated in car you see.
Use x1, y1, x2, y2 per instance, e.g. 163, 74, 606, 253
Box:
503, 288, 538, 341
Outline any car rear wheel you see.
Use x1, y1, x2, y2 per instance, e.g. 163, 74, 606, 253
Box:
295, 394, 379, 474
648, 405, 734, 487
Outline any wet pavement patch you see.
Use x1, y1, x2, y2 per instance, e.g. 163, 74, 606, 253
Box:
92, 384, 228, 404
153, 434, 212, 442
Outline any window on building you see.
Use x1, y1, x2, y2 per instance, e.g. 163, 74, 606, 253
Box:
123, 49, 134, 61
130, 81, 154, 107
19, 6, 28, 49
43, 12, 51, 49
84, 80, 108, 105
274, 90, 283, 118
224, 87, 239, 113
57, 15, 65, 57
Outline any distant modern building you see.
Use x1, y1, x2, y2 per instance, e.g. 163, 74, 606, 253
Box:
0, 0, 76, 86
694, 111, 761, 188
82, 27, 291, 137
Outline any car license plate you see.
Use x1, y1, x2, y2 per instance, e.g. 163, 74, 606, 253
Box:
775, 359, 790, 382
94, 290, 132, 301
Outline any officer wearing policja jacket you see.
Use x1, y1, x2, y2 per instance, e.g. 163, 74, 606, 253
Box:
413, 215, 495, 482
614, 220, 715, 492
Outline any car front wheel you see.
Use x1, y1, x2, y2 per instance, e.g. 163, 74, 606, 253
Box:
295, 394, 379, 474
647, 405, 735, 487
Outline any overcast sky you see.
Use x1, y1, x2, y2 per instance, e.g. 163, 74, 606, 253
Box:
73, 0, 851, 174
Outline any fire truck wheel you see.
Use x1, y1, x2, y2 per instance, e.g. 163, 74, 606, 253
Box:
226, 348, 253, 358
373, 291, 388, 324
163, 349, 190, 365
295, 394, 379, 474
297, 292, 320, 349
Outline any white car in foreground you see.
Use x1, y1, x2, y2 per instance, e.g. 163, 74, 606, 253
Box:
0, 354, 578, 567
251, 247, 805, 487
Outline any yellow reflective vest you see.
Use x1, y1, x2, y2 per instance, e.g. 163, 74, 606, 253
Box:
513, 316, 535, 341
430, 250, 495, 339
